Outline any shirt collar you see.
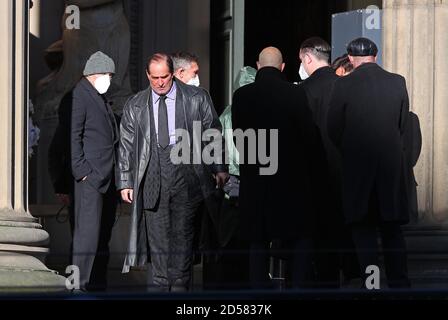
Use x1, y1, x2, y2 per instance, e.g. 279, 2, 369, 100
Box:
152, 80, 177, 103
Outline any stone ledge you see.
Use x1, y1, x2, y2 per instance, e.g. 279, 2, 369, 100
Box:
0, 270, 67, 293
29, 204, 132, 217
404, 224, 448, 234
0, 244, 48, 255
0, 210, 37, 223
0, 226, 49, 246
0, 220, 42, 229
0, 252, 67, 293
0, 251, 50, 270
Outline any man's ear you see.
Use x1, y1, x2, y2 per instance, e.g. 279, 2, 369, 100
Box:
280, 63, 285, 72
348, 55, 355, 64
374, 55, 378, 62
177, 68, 185, 79
304, 53, 312, 65
256, 61, 261, 70
146, 69, 150, 80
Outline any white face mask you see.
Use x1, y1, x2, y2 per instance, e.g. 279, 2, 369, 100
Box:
94, 74, 111, 94
186, 75, 200, 87
299, 63, 309, 80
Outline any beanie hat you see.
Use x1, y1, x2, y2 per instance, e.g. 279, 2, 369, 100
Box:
83, 51, 115, 76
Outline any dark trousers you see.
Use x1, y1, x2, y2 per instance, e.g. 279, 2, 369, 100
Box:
350, 221, 410, 288
202, 196, 249, 290
67, 191, 75, 236
68, 190, 75, 265
144, 146, 200, 291
313, 226, 341, 288
72, 178, 116, 290
251, 237, 314, 290
313, 218, 360, 288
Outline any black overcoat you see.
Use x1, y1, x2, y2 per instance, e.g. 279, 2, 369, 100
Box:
327, 63, 410, 224
232, 67, 325, 241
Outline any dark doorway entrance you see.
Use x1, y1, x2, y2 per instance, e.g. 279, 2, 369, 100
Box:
210, 0, 349, 112
244, 0, 347, 83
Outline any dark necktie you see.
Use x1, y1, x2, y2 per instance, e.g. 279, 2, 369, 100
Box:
158, 95, 169, 148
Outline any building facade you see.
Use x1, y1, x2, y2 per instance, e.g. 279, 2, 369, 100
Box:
0, 0, 447, 291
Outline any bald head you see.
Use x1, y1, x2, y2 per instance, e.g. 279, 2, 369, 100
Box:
257, 47, 285, 71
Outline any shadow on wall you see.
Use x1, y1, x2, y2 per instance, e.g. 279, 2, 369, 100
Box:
29, 0, 134, 206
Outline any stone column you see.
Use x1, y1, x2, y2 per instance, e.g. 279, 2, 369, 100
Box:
0, 0, 65, 292
383, 0, 448, 225
383, 0, 448, 286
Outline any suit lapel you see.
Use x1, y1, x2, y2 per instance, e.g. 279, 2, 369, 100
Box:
81, 78, 108, 117
81, 78, 118, 142
138, 88, 152, 147
175, 82, 187, 133
109, 106, 119, 144
139, 82, 185, 148
83, 78, 119, 144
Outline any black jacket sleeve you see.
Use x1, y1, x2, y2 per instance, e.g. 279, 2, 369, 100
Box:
327, 79, 346, 150
199, 89, 228, 174
71, 87, 92, 181
116, 96, 136, 190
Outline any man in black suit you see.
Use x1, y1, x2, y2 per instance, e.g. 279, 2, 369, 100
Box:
232, 47, 324, 289
299, 37, 359, 288
327, 38, 411, 288
71, 51, 119, 291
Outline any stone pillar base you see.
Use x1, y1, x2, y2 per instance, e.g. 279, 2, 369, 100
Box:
0, 252, 66, 293
0, 210, 67, 293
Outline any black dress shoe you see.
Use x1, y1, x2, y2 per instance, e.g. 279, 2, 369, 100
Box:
71, 288, 88, 295
147, 285, 170, 293
85, 283, 107, 292
171, 279, 188, 292
171, 285, 188, 292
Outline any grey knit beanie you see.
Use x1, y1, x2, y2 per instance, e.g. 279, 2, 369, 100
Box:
83, 51, 116, 76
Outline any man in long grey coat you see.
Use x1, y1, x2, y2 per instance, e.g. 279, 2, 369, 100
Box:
327, 38, 411, 288
117, 53, 228, 292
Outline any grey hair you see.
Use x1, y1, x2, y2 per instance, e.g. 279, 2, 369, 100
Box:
171, 51, 199, 71
299, 37, 331, 63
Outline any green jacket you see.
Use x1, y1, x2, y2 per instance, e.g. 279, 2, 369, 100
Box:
219, 66, 256, 176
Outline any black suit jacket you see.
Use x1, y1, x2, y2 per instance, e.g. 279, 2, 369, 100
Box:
71, 78, 119, 194
300, 66, 348, 242
300, 67, 340, 180
232, 67, 325, 240
328, 63, 410, 224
